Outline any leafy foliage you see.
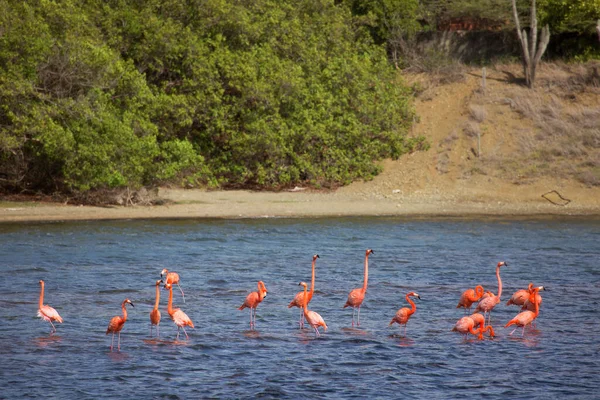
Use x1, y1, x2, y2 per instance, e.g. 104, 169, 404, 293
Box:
0, 0, 422, 196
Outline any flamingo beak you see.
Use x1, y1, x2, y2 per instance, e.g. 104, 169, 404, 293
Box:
417, 294, 421, 300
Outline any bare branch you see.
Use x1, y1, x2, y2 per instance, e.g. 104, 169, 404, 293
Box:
530, 0, 538, 62
534, 25, 550, 66
511, 0, 523, 43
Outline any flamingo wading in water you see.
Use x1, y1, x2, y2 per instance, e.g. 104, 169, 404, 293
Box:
161, 268, 185, 303
238, 281, 268, 330
475, 261, 507, 325
505, 285, 542, 336
288, 254, 319, 328
37, 280, 64, 334
457, 285, 484, 313
506, 283, 534, 307
150, 280, 162, 338
106, 298, 134, 351
344, 249, 374, 327
452, 312, 495, 340
298, 282, 327, 337
389, 292, 420, 337
165, 282, 194, 340
521, 286, 546, 312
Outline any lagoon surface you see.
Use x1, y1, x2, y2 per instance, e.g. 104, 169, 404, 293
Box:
1, 217, 599, 399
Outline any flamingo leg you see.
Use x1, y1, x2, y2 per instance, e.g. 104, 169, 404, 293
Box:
299, 308, 304, 328
49, 321, 56, 334
357, 305, 361, 327
521, 326, 526, 337
117, 332, 121, 351
510, 327, 518, 336
157, 325, 160, 338
110, 333, 115, 351
182, 326, 189, 340
351, 307, 355, 327
176, 327, 180, 341
177, 284, 185, 303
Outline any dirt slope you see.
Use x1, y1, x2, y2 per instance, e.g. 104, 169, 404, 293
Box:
338, 62, 600, 211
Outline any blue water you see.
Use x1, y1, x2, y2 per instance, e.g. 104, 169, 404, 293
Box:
1, 217, 599, 399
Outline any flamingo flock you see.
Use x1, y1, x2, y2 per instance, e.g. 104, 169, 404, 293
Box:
452, 261, 547, 340
35, 252, 547, 350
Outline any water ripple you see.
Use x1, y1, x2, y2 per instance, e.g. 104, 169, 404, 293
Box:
0, 218, 598, 398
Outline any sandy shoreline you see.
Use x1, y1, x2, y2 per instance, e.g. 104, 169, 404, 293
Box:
2, 187, 599, 223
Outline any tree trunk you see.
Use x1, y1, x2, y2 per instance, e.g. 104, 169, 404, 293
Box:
511, 0, 550, 88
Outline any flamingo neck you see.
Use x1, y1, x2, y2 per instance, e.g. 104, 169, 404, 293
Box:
362, 253, 369, 291
474, 285, 484, 299
309, 259, 316, 297
302, 284, 309, 318
154, 284, 160, 310
167, 286, 174, 314
121, 302, 128, 323
39, 282, 44, 309
533, 290, 540, 318
406, 294, 417, 316
468, 325, 479, 336
495, 266, 502, 300
257, 282, 263, 301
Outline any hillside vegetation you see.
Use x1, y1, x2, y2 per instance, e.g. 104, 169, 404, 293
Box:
1, 0, 424, 196
1, 0, 599, 203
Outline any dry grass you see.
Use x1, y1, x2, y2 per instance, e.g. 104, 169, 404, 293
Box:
470, 61, 600, 186
439, 130, 459, 148
463, 121, 481, 138
469, 105, 487, 123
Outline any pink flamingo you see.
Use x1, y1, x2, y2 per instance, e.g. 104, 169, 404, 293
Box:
469, 312, 485, 329
288, 254, 319, 328
150, 280, 162, 338
37, 280, 64, 334
475, 261, 507, 325
457, 285, 484, 313
160, 268, 185, 303
521, 286, 546, 312
238, 281, 268, 330
298, 282, 327, 337
165, 282, 194, 340
106, 298, 134, 351
452, 312, 495, 340
343, 249, 374, 326
505, 285, 542, 336
389, 292, 420, 336
506, 283, 534, 307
